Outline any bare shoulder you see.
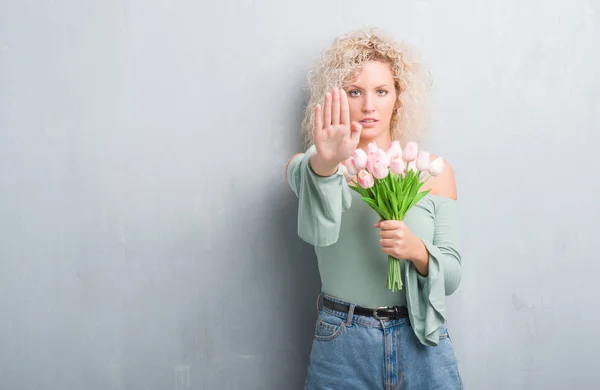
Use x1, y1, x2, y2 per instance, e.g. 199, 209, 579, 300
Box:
285, 153, 304, 179
428, 154, 457, 200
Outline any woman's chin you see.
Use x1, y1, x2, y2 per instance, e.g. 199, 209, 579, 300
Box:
358, 127, 388, 144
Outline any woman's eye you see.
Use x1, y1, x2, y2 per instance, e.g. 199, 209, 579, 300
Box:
348, 90, 361, 97
377, 89, 388, 95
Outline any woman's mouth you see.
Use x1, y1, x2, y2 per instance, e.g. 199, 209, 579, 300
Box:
359, 118, 379, 128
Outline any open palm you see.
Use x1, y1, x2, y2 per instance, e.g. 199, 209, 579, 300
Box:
313, 88, 362, 164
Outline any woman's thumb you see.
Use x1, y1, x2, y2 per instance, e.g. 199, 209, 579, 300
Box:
350, 121, 362, 142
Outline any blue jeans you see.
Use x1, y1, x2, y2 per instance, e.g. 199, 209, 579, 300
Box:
305, 294, 463, 390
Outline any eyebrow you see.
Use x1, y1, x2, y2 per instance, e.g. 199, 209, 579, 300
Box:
347, 84, 391, 89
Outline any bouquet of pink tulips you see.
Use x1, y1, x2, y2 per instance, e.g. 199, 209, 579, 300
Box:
341, 140, 445, 292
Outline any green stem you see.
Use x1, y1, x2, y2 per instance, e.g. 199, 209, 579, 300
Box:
386, 255, 403, 292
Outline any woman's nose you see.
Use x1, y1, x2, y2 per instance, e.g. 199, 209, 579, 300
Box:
362, 94, 375, 113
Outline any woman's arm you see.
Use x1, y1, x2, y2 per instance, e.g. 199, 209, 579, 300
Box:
402, 159, 463, 346
286, 147, 352, 247
417, 159, 462, 295
411, 160, 458, 278
285, 88, 361, 246
285, 153, 304, 180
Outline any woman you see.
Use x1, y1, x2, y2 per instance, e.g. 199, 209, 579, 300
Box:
286, 29, 463, 389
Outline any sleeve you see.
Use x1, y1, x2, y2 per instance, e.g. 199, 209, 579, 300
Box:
286, 145, 352, 247
404, 198, 462, 346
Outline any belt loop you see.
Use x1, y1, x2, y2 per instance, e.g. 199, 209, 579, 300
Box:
345, 303, 356, 327
315, 292, 323, 314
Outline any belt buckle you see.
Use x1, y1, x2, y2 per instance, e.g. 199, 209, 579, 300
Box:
372, 306, 389, 320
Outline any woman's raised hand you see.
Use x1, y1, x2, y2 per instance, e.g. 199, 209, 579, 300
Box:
311, 88, 362, 175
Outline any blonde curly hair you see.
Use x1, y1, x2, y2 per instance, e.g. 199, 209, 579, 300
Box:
301, 28, 432, 148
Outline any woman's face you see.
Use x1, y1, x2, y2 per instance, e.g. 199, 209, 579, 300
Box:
344, 60, 398, 147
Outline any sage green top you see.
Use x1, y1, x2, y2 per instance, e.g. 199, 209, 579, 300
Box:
287, 145, 463, 346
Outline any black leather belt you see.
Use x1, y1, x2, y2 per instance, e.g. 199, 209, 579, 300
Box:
323, 297, 408, 320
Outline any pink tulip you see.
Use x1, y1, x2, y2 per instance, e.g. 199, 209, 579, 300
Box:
377, 149, 390, 167
367, 149, 390, 173
416, 151, 431, 171
387, 141, 403, 160
407, 161, 418, 172
344, 157, 358, 175
366, 152, 378, 173
368, 142, 380, 156
371, 161, 389, 180
339, 164, 354, 182
403, 141, 419, 162
357, 170, 375, 189
428, 157, 445, 176
352, 149, 368, 169
390, 157, 405, 175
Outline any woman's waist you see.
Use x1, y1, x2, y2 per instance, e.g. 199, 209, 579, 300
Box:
315, 242, 409, 307
319, 292, 410, 328
319, 273, 407, 309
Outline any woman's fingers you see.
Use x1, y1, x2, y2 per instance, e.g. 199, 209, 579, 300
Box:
379, 239, 397, 248
340, 89, 350, 125
350, 121, 362, 143
379, 220, 405, 230
332, 88, 340, 126
313, 104, 322, 136
323, 92, 332, 128
378, 229, 398, 239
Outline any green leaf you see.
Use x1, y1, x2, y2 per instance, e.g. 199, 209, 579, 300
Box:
400, 178, 413, 215
382, 176, 392, 193
390, 189, 398, 216
382, 178, 395, 212
376, 187, 386, 210
408, 190, 430, 209
350, 183, 370, 199
362, 197, 390, 220
408, 177, 420, 200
